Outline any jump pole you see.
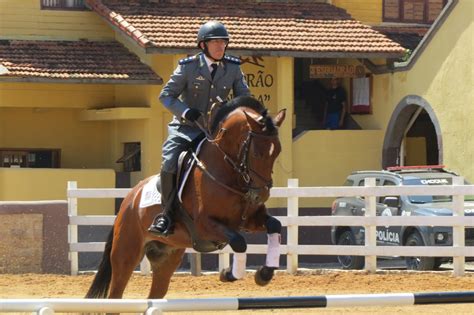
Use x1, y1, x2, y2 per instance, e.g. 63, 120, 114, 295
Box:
0, 292, 473, 313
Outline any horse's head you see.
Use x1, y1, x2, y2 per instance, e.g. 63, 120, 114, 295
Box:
211, 96, 286, 205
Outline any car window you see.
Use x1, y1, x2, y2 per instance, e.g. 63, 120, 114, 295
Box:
357, 178, 381, 200
402, 178, 452, 203
343, 179, 354, 186
380, 180, 396, 203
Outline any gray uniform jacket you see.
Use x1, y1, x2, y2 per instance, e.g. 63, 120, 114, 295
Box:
159, 52, 250, 172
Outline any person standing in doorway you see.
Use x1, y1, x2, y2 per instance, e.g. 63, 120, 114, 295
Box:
323, 78, 347, 130
148, 21, 251, 236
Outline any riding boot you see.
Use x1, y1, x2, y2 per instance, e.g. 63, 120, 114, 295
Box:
148, 171, 177, 236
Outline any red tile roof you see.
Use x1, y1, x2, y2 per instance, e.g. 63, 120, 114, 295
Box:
373, 26, 430, 51
0, 40, 162, 84
87, 0, 406, 58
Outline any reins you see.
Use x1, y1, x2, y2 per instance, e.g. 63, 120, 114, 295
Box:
193, 118, 275, 205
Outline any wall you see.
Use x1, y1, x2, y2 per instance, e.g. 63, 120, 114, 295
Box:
0, 0, 114, 41
0, 107, 112, 168
0, 168, 115, 215
0, 201, 69, 274
288, 129, 383, 208
332, 0, 382, 24
372, 1, 473, 181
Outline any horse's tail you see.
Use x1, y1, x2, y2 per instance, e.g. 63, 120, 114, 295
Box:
85, 226, 114, 298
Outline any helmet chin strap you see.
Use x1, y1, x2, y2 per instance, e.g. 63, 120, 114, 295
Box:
202, 42, 227, 62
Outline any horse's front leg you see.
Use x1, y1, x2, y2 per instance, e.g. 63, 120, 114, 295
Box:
194, 215, 248, 282
244, 204, 282, 286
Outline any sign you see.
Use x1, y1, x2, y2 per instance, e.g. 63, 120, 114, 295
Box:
309, 64, 365, 78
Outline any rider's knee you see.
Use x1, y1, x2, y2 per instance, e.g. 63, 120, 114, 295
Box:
265, 216, 282, 234
229, 233, 247, 253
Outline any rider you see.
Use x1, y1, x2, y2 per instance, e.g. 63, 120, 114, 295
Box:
148, 21, 251, 236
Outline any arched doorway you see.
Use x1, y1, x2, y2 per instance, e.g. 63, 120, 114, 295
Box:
382, 95, 442, 169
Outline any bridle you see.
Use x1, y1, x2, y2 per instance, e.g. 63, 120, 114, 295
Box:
193, 119, 277, 206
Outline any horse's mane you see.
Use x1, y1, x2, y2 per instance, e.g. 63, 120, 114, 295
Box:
210, 96, 276, 134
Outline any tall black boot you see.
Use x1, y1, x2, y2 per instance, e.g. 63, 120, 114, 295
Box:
148, 171, 177, 236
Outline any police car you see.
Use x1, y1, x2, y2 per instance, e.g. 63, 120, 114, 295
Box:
330, 165, 474, 270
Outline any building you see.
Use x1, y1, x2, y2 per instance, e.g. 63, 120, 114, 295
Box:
1, 0, 471, 213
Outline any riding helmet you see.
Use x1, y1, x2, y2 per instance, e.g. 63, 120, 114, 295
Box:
197, 21, 229, 47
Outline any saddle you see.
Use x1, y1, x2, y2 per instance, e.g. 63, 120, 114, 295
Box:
157, 133, 227, 253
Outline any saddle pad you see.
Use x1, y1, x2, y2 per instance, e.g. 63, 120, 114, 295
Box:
139, 175, 161, 208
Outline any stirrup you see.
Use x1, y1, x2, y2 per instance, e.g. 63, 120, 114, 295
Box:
148, 214, 174, 237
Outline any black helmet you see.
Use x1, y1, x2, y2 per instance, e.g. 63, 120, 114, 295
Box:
197, 21, 229, 47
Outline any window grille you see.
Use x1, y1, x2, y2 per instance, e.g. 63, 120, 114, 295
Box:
41, 0, 87, 10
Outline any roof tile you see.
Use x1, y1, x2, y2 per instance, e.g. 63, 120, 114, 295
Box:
0, 40, 162, 83
86, 0, 405, 56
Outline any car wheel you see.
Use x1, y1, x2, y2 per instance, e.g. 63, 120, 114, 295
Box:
337, 231, 364, 270
405, 231, 435, 271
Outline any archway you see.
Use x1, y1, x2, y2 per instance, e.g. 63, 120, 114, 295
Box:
382, 95, 442, 169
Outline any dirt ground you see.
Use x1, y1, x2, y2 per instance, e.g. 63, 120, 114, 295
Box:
1, 270, 473, 314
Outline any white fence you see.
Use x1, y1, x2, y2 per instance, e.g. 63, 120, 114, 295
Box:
67, 178, 474, 277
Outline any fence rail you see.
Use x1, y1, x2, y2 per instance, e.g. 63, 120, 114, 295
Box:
67, 178, 474, 276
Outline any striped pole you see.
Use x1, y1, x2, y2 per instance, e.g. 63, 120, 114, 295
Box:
0, 292, 473, 313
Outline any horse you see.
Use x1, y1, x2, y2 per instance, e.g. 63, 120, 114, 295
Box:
85, 95, 286, 300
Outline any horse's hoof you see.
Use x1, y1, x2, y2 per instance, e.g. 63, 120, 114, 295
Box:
219, 268, 237, 283
254, 266, 276, 286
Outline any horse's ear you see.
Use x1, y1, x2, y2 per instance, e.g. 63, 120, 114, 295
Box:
244, 110, 263, 131
274, 109, 286, 127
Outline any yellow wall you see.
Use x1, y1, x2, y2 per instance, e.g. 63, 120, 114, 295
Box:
0, 107, 112, 168
0, 83, 115, 109
290, 130, 383, 207
0, 0, 114, 41
0, 168, 115, 215
371, 0, 473, 182
332, 0, 382, 24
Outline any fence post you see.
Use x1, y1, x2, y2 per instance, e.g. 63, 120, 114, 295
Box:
67, 181, 78, 276
287, 178, 299, 274
218, 252, 229, 274
364, 177, 377, 272
140, 257, 151, 276
190, 253, 202, 276
452, 176, 465, 276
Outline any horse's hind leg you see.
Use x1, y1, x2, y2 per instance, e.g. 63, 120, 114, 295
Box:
108, 220, 145, 298
145, 241, 185, 298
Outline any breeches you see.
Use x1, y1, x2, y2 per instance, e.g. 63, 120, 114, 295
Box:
161, 135, 190, 173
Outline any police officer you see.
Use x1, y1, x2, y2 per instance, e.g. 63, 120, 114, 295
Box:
148, 21, 251, 236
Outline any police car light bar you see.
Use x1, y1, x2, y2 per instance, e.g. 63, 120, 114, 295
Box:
386, 165, 446, 171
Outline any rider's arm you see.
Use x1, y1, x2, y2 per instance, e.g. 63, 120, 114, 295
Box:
232, 68, 251, 97
159, 64, 189, 118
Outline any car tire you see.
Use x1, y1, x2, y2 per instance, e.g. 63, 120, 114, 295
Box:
337, 231, 364, 270
405, 231, 435, 271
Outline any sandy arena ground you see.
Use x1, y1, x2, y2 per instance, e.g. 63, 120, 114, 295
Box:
1, 270, 473, 314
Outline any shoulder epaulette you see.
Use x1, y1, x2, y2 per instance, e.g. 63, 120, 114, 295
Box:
179, 55, 198, 65
223, 55, 241, 65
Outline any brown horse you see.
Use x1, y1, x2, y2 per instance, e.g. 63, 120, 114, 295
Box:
86, 96, 286, 299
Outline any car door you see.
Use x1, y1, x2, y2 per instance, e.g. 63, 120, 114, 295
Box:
377, 179, 402, 246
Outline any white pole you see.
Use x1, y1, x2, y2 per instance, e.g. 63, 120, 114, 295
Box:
37, 307, 54, 315
67, 181, 79, 276
452, 176, 465, 276
287, 178, 299, 274
364, 177, 377, 272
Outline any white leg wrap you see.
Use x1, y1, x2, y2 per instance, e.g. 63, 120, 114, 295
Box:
265, 233, 281, 268
231, 252, 247, 279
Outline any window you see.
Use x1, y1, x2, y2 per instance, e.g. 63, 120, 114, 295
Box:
116, 142, 141, 172
41, 0, 87, 10
383, 0, 447, 24
1, 149, 60, 168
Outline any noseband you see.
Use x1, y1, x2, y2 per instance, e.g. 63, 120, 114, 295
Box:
193, 121, 277, 205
